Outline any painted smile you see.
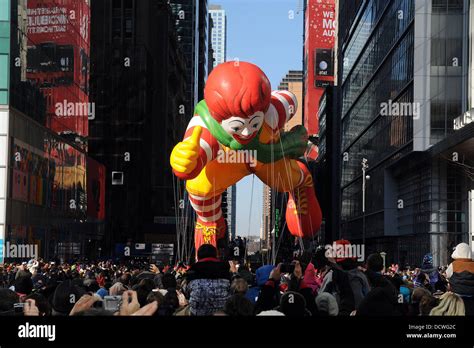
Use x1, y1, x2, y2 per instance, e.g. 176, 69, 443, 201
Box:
233, 133, 255, 145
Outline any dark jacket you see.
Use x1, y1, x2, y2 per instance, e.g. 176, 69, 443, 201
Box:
356, 286, 401, 316
186, 258, 231, 316
449, 259, 474, 297
346, 268, 370, 309
320, 266, 355, 315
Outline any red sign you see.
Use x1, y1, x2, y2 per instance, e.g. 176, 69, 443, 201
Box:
26, 0, 90, 137
304, 0, 336, 135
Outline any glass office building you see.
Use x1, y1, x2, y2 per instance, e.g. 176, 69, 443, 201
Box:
0, 0, 105, 261
338, 0, 473, 266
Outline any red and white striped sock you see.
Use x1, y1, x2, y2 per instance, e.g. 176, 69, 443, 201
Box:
188, 193, 223, 223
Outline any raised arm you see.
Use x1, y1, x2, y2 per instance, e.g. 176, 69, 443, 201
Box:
171, 115, 220, 180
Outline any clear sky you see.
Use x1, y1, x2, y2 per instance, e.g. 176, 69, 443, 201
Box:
210, 0, 304, 238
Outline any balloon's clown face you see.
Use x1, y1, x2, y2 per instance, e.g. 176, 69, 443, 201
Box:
220, 112, 265, 145
204, 62, 272, 145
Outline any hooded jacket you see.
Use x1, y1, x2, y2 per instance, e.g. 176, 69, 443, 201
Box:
186, 258, 231, 316
246, 265, 273, 303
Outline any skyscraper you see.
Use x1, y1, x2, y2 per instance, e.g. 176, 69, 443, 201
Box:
337, 0, 473, 266
89, 0, 188, 252
170, 0, 208, 114
209, 4, 226, 67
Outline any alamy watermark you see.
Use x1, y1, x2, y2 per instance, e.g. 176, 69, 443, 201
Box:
216, 149, 257, 167
380, 100, 420, 119
324, 242, 365, 262
0, 242, 38, 259
18, 323, 56, 342
55, 100, 96, 120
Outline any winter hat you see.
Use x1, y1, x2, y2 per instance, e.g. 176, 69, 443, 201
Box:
14, 275, 33, 295
451, 243, 472, 260
255, 265, 274, 287
422, 253, 434, 270
332, 239, 355, 263
278, 291, 310, 316
257, 310, 285, 316
315, 292, 339, 316
52, 280, 86, 315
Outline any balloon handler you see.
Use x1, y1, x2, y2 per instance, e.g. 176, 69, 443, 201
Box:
170, 62, 322, 252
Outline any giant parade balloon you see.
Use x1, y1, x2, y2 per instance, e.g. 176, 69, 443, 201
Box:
170, 61, 322, 252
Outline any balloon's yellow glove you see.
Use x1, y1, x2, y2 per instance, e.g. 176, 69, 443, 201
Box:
170, 126, 202, 174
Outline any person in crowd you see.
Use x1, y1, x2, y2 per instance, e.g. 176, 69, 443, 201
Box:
334, 240, 370, 309
356, 287, 401, 316
0, 289, 19, 316
419, 293, 439, 315
446, 242, 474, 315
408, 287, 432, 316
315, 292, 339, 316
277, 291, 311, 316
51, 279, 86, 316
185, 244, 231, 316
224, 294, 254, 316
314, 247, 356, 315
246, 264, 273, 304
415, 253, 447, 292
230, 278, 248, 296
429, 292, 465, 316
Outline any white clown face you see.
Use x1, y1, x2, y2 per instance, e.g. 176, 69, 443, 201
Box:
221, 112, 264, 145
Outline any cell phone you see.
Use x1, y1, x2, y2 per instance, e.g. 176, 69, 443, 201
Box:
280, 263, 295, 274
14, 303, 25, 313
104, 296, 122, 312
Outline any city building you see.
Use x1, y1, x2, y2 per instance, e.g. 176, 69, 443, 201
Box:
337, 0, 474, 266
314, 86, 341, 244
170, 0, 208, 112
279, 70, 303, 131
89, 0, 188, 254
209, 4, 226, 68
1, 0, 105, 261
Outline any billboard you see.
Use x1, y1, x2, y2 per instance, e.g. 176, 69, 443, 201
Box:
12, 138, 87, 214
304, 0, 336, 135
26, 0, 90, 137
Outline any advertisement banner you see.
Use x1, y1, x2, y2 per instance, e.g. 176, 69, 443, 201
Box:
26, 0, 90, 137
304, 0, 336, 135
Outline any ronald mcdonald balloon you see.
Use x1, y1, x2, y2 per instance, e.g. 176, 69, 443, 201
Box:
170, 61, 322, 251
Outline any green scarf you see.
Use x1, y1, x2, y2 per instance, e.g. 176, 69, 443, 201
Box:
194, 100, 308, 164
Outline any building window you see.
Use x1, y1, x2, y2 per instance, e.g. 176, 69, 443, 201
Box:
0, 54, 8, 89
0, 0, 9, 21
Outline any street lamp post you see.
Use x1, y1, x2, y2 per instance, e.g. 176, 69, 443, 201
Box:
361, 158, 369, 247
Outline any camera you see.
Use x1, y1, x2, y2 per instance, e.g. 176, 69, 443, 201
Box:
14, 303, 25, 313
103, 296, 122, 312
